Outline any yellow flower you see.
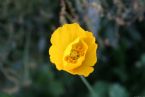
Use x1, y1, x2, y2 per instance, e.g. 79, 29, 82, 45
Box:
49, 23, 98, 77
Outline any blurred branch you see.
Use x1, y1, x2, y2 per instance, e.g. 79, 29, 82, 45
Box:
60, 0, 67, 24
59, 0, 78, 24
0, 67, 19, 94
22, 31, 31, 86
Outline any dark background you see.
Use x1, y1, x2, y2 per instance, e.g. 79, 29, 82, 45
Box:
0, 0, 145, 97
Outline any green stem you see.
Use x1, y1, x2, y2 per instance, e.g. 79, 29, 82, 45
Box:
80, 76, 97, 97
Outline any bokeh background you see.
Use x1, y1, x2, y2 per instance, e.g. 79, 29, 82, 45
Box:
0, 0, 145, 97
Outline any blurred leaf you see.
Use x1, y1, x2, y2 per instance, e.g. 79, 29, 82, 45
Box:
140, 90, 145, 96
128, 26, 141, 42
49, 81, 64, 97
109, 84, 129, 97
31, 65, 64, 97
89, 81, 110, 97
0, 92, 13, 97
113, 67, 128, 82
141, 54, 145, 65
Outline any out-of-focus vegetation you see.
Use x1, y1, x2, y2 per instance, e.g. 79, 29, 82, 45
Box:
0, 0, 145, 97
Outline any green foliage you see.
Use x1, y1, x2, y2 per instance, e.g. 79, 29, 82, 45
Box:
92, 81, 110, 97
0, 92, 13, 97
109, 84, 129, 97
90, 82, 129, 97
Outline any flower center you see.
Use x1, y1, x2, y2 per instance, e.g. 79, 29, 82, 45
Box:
65, 44, 85, 63
63, 38, 88, 70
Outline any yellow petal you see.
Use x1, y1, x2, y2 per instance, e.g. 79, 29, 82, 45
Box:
82, 43, 98, 67
49, 45, 63, 70
66, 65, 94, 77
50, 23, 86, 52
83, 32, 95, 46
83, 32, 98, 66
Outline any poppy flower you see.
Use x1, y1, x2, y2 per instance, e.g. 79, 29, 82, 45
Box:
49, 23, 98, 77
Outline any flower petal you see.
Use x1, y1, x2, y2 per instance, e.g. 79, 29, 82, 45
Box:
83, 32, 98, 66
66, 65, 94, 77
49, 45, 63, 70
83, 32, 95, 46
50, 23, 86, 52
83, 43, 98, 67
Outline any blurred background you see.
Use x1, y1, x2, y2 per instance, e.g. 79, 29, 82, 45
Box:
0, 0, 145, 97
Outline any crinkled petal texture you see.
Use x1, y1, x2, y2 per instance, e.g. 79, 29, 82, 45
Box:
49, 23, 98, 77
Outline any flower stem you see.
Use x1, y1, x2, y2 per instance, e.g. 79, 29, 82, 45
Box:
80, 76, 97, 97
